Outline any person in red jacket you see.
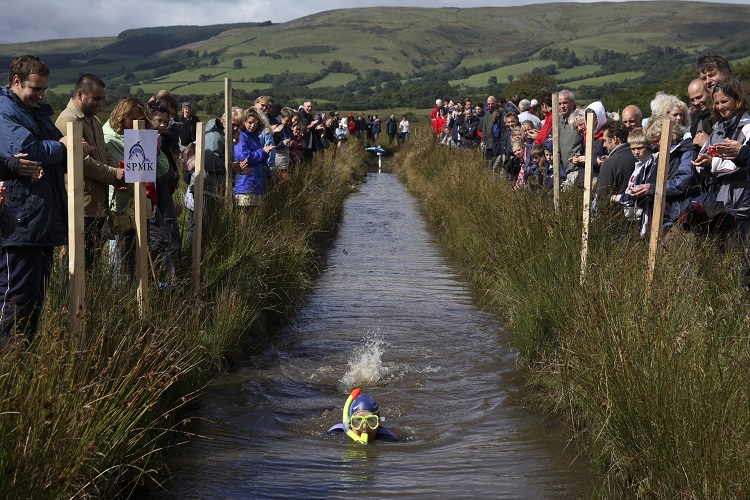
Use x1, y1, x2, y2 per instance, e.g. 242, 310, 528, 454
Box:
347, 113, 358, 138
432, 107, 448, 136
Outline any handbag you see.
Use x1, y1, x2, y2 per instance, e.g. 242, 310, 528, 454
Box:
678, 191, 734, 234
108, 193, 135, 235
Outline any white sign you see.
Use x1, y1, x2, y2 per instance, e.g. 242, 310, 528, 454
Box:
124, 129, 158, 183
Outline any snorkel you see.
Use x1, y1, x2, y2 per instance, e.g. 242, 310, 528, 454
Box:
343, 388, 369, 444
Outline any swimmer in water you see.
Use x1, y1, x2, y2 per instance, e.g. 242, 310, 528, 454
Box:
328, 389, 398, 443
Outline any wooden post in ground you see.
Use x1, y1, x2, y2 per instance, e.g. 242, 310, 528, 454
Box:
133, 120, 149, 318
66, 122, 85, 344
579, 109, 596, 284
648, 119, 674, 286
224, 78, 233, 197
192, 122, 206, 287
552, 92, 560, 212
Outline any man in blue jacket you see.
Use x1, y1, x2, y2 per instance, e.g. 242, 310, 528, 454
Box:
0, 55, 68, 342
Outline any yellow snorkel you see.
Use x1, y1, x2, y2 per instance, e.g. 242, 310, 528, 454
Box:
343, 388, 369, 444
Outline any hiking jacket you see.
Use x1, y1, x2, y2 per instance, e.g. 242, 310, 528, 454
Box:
56, 98, 119, 217
699, 113, 750, 219
0, 86, 67, 247
233, 129, 267, 195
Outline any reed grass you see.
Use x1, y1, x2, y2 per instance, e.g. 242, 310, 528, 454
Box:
0, 145, 364, 498
397, 131, 750, 497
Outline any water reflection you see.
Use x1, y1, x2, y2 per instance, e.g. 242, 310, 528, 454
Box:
160, 172, 589, 498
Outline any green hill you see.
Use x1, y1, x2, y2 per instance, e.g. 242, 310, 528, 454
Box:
1, 2, 749, 111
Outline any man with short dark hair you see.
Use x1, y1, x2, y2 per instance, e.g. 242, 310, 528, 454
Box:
0, 55, 67, 340
385, 113, 397, 144
696, 53, 733, 92
178, 102, 199, 149
300, 100, 325, 161
533, 93, 554, 146
596, 120, 636, 204
56, 74, 124, 269
506, 95, 520, 115
457, 107, 480, 148
696, 52, 750, 102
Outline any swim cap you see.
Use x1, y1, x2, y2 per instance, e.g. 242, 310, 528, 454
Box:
349, 393, 379, 417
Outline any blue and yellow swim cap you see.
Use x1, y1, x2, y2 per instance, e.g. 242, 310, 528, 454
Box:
349, 393, 379, 417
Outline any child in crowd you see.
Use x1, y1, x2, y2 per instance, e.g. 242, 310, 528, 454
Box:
525, 144, 546, 189
274, 107, 296, 177
505, 139, 525, 186
612, 127, 652, 234
541, 146, 567, 189
439, 126, 455, 147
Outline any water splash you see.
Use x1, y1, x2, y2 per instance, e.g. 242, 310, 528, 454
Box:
340, 333, 385, 388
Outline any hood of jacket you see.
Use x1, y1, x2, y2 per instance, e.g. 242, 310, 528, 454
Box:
586, 101, 607, 134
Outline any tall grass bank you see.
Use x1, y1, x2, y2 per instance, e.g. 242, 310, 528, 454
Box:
397, 131, 750, 497
0, 147, 365, 498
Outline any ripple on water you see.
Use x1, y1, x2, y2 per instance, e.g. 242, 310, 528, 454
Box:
158, 172, 589, 499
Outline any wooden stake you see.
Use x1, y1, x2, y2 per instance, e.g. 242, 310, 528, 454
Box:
192, 122, 206, 287
552, 92, 560, 212
66, 122, 85, 345
648, 120, 673, 286
133, 120, 149, 318
580, 109, 596, 284
224, 78, 233, 197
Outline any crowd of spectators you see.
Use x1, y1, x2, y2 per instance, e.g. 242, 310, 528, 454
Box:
429, 53, 750, 282
1, 51, 750, 342
0, 55, 389, 343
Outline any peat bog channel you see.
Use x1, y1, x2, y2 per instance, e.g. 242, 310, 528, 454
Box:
161, 168, 590, 499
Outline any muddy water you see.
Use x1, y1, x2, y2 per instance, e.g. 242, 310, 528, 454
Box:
162, 171, 589, 498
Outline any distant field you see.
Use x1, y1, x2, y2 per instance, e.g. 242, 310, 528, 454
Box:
565, 71, 645, 89
451, 59, 557, 87
457, 56, 506, 69
133, 80, 273, 95
556, 65, 601, 81
153, 58, 320, 83
231, 57, 322, 76
309, 73, 357, 88
553, 33, 668, 58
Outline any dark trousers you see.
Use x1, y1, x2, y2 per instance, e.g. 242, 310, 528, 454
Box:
0, 246, 54, 341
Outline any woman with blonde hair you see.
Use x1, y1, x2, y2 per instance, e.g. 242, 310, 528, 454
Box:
657, 94, 691, 139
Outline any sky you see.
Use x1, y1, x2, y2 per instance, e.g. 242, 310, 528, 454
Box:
0, 0, 745, 45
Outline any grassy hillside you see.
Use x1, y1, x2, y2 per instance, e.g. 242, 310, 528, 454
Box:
1, 3, 749, 109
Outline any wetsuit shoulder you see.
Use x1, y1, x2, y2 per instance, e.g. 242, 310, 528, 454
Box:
327, 423, 345, 433
376, 427, 399, 442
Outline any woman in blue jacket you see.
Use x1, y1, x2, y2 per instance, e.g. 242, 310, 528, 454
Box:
233, 107, 275, 216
